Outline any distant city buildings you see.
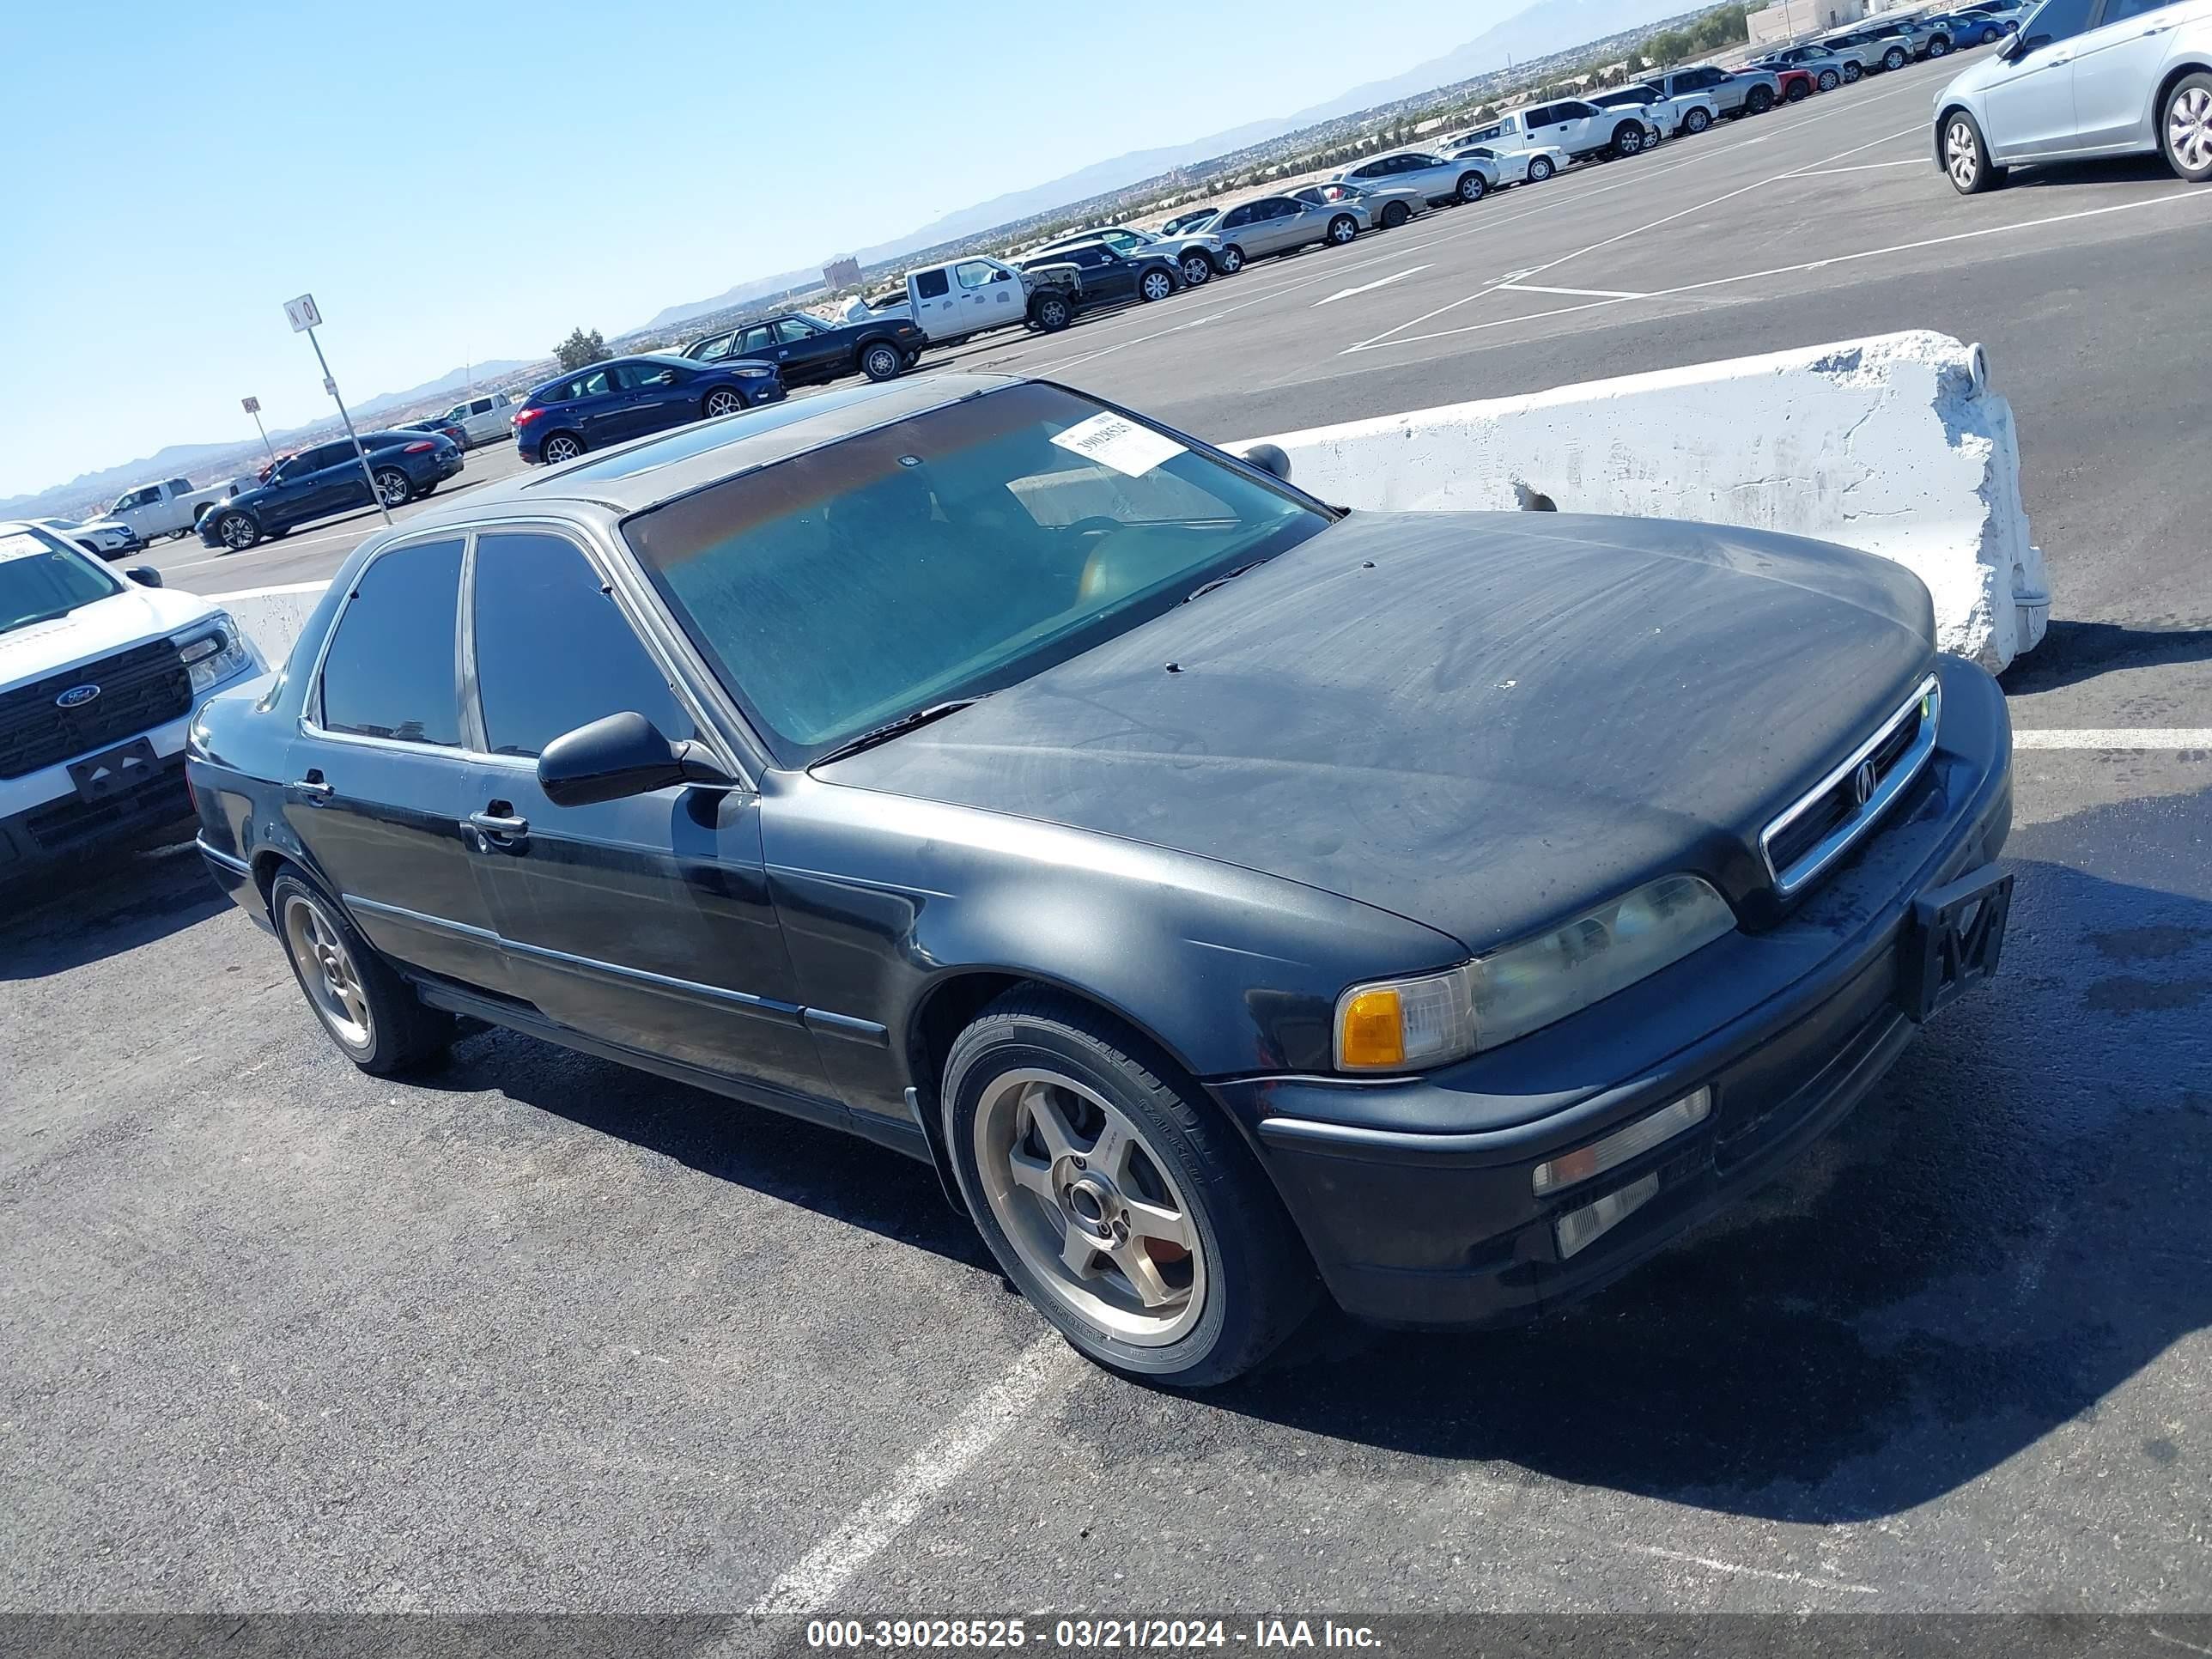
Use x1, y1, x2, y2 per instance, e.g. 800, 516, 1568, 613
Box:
823, 256, 863, 289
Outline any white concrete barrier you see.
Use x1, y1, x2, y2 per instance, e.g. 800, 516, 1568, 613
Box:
1242, 329, 2051, 673
207, 580, 330, 667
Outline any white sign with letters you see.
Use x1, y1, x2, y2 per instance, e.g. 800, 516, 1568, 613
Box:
1048, 412, 1184, 479
283, 294, 323, 332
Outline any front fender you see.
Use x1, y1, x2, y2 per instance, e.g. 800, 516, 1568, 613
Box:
761, 773, 1464, 1121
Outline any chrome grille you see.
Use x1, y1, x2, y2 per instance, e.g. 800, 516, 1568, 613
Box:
1760, 673, 1941, 897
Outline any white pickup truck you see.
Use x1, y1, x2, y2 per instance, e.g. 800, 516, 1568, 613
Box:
106, 477, 235, 544
1454, 99, 1662, 161
860, 256, 1079, 345
0, 522, 264, 878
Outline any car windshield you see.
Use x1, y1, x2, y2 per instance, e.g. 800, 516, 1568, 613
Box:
623, 381, 1331, 765
0, 528, 124, 634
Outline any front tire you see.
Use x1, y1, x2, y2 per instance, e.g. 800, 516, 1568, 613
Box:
1747, 83, 1776, 113
1456, 169, 1488, 201
270, 870, 454, 1076
1612, 123, 1645, 157
1379, 201, 1411, 228
1929, 34, 1951, 58
1818, 68, 1841, 91
944, 991, 1317, 1388
704, 386, 747, 416
213, 510, 259, 551
1326, 212, 1358, 245
372, 467, 411, 508
859, 341, 904, 381
1138, 267, 1175, 302
1844, 60, 1864, 82
1943, 109, 2006, 193
2161, 71, 2212, 183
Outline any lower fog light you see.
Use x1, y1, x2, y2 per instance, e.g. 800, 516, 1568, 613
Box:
1531, 1086, 1711, 1196
1554, 1171, 1662, 1261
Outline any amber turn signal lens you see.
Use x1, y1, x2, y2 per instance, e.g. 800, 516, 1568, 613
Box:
1337, 987, 1407, 1069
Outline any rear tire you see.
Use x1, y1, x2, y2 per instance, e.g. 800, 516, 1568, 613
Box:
372, 467, 411, 508
1030, 292, 1072, 331
1180, 252, 1212, 287
1929, 34, 1952, 57
1526, 155, 1555, 183
1217, 244, 1245, 273
943, 990, 1319, 1389
539, 431, 585, 464
1379, 202, 1411, 227
1456, 169, 1488, 200
1883, 46, 1909, 71
859, 341, 904, 381
1942, 108, 2006, 193
270, 870, 454, 1076
1683, 106, 1712, 134
1844, 60, 1863, 82
1138, 267, 1175, 302
2161, 71, 2212, 182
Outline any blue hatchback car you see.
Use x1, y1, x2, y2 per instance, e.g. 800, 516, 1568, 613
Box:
514, 353, 785, 465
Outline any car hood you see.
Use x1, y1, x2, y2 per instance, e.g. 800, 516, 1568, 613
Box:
817, 511, 1936, 954
0, 583, 222, 695
1939, 50, 2012, 98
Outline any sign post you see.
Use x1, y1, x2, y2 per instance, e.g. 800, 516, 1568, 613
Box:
284, 293, 392, 526
240, 396, 276, 465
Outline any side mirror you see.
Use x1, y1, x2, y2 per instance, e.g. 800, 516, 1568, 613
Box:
537, 710, 735, 806
2001, 30, 2039, 57
125, 565, 163, 587
1234, 442, 1292, 483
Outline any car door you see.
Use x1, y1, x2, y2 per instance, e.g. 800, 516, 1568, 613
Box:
557, 366, 623, 447
109, 487, 155, 540
772, 316, 836, 382
2069, 0, 2186, 148
278, 443, 360, 530
1980, 0, 2099, 152
909, 266, 960, 338
953, 259, 1018, 332
611, 362, 696, 441
293, 534, 516, 994
459, 526, 835, 1103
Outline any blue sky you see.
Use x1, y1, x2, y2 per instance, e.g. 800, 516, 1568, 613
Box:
1, 0, 1522, 500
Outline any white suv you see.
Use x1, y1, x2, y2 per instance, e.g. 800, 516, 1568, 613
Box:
0, 524, 264, 878
1936, 0, 2212, 189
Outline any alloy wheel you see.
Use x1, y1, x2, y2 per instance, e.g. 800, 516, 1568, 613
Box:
972, 1068, 1206, 1346
543, 435, 580, 463
283, 894, 373, 1049
707, 388, 744, 415
1219, 246, 1243, 273
1328, 215, 1357, 244
2171, 87, 2212, 173
374, 470, 409, 507
1529, 158, 1553, 182
1141, 270, 1173, 301
1948, 119, 1981, 190
1929, 36, 1950, 56
1182, 255, 1211, 287
219, 514, 255, 550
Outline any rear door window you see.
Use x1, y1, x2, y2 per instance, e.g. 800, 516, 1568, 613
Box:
318, 538, 465, 746
914, 269, 951, 299
471, 532, 693, 758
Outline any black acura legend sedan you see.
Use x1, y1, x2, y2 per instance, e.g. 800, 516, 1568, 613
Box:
188, 374, 2014, 1387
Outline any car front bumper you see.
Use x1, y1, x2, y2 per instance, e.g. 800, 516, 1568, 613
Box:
1217, 654, 2014, 1329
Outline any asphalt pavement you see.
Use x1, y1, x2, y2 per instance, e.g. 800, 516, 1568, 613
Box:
8, 50, 2212, 1635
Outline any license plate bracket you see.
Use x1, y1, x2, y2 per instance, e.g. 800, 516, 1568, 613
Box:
66, 738, 161, 803
1899, 864, 2013, 1024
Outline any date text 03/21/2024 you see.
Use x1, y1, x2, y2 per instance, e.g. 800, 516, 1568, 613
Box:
805, 1618, 1382, 1650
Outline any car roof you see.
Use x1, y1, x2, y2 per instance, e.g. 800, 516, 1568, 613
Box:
394, 374, 1025, 525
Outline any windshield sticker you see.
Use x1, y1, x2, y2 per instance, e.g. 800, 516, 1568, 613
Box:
1048, 412, 1185, 479
0, 532, 55, 564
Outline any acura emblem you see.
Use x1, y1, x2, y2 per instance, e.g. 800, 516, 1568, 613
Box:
55, 684, 100, 709
1851, 759, 1878, 807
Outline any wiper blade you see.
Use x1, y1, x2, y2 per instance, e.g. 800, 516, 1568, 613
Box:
810, 696, 988, 767
1183, 562, 1264, 604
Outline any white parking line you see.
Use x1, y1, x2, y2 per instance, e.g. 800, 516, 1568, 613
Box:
1498, 282, 1650, 299
1790, 157, 1931, 176
1313, 266, 1432, 307
2014, 729, 2212, 750
744, 1336, 1079, 1616
1351, 186, 2212, 353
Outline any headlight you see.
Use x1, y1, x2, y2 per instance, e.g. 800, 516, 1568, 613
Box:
1333, 874, 1736, 1071
730, 365, 776, 379
175, 614, 258, 691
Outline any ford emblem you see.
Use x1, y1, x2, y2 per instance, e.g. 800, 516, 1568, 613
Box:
56, 684, 101, 709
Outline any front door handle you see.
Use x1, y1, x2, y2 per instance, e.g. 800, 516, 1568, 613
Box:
290, 777, 332, 803
466, 809, 529, 846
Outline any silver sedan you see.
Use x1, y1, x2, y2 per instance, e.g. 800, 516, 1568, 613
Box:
1287, 179, 1432, 230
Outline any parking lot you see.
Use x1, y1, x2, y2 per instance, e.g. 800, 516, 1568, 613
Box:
9, 49, 2212, 1633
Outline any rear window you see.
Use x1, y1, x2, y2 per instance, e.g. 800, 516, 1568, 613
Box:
915, 269, 950, 299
